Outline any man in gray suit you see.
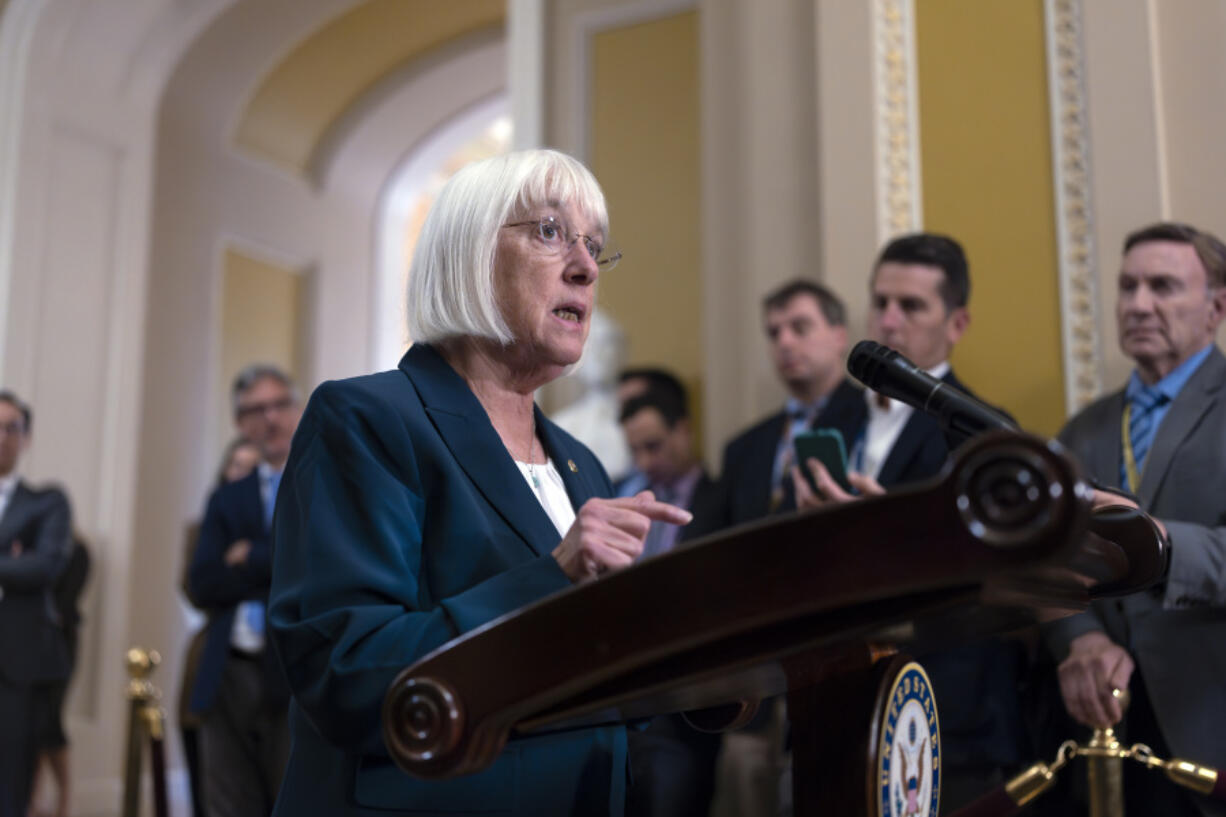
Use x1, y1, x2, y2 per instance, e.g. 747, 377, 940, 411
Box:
0, 390, 72, 817
1051, 222, 1226, 817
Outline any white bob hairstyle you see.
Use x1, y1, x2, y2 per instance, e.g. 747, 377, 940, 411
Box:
406, 149, 609, 346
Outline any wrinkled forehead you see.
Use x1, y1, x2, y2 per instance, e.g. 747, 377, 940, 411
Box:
1121, 240, 1207, 281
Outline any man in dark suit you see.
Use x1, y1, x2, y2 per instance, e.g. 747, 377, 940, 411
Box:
620, 380, 718, 561
614, 368, 692, 498
828, 233, 974, 484
619, 381, 722, 817
188, 365, 302, 817
687, 280, 858, 817
694, 280, 861, 541
0, 390, 72, 817
1049, 222, 1226, 817
801, 234, 1026, 814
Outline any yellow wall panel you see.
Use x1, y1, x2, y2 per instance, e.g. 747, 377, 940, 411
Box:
591, 11, 703, 433
916, 0, 1065, 434
220, 249, 304, 442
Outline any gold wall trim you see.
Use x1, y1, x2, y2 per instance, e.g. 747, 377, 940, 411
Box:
1045, 0, 1103, 412
873, 0, 922, 240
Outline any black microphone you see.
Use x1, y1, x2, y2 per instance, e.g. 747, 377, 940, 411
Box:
846, 340, 1017, 442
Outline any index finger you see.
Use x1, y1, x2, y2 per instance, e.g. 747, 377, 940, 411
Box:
620, 491, 694, 524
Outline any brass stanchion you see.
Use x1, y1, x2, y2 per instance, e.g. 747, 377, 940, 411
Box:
1084, 690, 1130, 817
122, 647, 169, 817
949, 696, 1226, 817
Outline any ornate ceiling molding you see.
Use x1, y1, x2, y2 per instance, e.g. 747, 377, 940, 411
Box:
1045, 0, 1103, 412
872, 0, 922, 241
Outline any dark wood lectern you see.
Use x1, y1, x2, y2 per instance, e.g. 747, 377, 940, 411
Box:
381, 432, 1167, 816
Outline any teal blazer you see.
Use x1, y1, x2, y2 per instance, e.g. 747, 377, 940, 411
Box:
268, 344, 627, 816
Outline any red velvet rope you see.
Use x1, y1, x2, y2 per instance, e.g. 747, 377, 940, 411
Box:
945, 786, 1021, 817
1212, 773, 1226, 801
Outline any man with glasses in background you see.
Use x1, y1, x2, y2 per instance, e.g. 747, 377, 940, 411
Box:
188, 365, 301, 817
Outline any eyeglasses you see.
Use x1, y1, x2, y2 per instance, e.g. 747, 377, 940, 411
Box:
0, 421, 25, 437
235, 397, 294, 421
502, 216, 622, 271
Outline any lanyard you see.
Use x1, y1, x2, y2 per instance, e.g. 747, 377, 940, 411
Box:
1121, 402, 1142, 494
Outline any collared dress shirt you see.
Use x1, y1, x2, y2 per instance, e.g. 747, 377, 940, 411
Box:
852, 361, 950, 479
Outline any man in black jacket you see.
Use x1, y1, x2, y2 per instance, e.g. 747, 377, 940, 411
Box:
688, 280, 860, 817
0, 390, 71, 817
691, 280, 861, 541
798, 234, 1026, 815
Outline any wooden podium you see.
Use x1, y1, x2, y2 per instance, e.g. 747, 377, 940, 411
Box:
380, 432, 1167, 816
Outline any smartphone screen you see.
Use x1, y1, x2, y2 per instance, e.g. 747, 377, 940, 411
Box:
793, 428, 852, 494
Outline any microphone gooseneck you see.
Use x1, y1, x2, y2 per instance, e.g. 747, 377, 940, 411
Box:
846, 340, 1017, 443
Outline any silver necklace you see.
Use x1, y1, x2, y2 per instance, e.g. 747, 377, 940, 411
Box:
527, 415, 541, 491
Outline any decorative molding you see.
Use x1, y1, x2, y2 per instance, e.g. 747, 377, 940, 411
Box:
508, 0, 545, 149
1045, 0, 1103, 412
872, 0, 922, 241
0, 0, 40, 382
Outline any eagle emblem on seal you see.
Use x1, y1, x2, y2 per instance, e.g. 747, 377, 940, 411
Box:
878, 662, 940, 817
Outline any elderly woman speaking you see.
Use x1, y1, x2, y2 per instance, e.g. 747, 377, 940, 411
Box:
267, 150, 688, 816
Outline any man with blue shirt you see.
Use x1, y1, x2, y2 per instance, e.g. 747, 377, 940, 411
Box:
1051, 222, 1226, 817
188, 365, 301, 817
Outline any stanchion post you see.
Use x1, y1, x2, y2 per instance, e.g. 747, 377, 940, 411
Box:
1086, 723, 1126, 817
143, 703, 170, 817
1085, 687, 1128, 817
121, 647, 161, 817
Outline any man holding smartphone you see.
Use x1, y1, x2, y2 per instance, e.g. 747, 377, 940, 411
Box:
687, 279, 860, 817
795, 233, 1027, 815
689, 280, 861, 542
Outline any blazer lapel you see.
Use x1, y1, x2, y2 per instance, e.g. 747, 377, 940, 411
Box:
536, 408, 603, 509
239, 471, 267, 536
1139, 348, 1226, 504
876, 369, 959, 487
814, 378, 866, 447
1088, 392, 1126, 487
876, 411, 929, 487
748, 413, 786, 516
403, 345, 562, 557
0, 481, 29, 546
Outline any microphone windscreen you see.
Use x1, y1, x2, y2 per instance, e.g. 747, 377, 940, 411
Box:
847, 339, 890, 386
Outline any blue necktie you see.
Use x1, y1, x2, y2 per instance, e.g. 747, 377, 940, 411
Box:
264, 469, 282, 531
246, 469, 283, 640
1128, 386, 1169, 475
244, 603, 265, 637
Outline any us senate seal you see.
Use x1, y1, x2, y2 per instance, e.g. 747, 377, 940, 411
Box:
877, 661, 940, 817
